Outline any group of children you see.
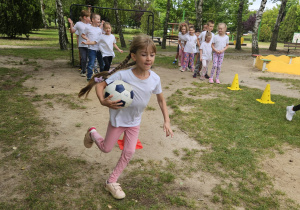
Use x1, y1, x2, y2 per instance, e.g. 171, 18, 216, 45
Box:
175, 20, 229, 84
68, 10, 123, 81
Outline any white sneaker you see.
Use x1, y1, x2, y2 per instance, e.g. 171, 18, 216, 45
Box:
80, 73, 86, 77
286, 105, 295, 121
105, 181, 126, 199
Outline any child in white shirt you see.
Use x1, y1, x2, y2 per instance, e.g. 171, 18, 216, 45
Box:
178, 23, 189, 70
199, 32, 213, 80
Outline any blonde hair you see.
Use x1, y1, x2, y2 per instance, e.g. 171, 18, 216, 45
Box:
178, 22, 189, 32
205, 31, 212, 41
78, 35, 156, 98
218, 22, 227, 29
90, 13, 100, 21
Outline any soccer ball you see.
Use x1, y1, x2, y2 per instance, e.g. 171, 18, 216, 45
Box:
104, 80, 134, 108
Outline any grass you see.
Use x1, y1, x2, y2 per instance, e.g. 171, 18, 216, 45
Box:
258, 76, 300, 93
1, 28, 300, 209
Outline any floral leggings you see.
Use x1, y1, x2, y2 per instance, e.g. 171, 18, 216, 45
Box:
210, 52, 224, 79
182, 52, 195, 71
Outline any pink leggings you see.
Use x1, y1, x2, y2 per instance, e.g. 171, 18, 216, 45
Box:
210, 52, 224, 79
91, 122, 140, 183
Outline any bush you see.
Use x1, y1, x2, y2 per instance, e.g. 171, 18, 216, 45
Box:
123, 28, 143, 34
259, 24, 272, 42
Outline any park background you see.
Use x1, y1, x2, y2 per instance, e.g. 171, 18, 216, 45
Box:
1, 0, 300, 209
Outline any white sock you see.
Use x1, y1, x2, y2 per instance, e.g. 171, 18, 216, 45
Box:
90, 129, 96, 142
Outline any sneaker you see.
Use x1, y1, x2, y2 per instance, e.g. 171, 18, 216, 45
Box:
94, 69, 99, 74
193, 73, 196, 78
286, 105, 295, 121
180, 69, 185, 72
80, 73, 86, 77
200, 76, 205, 80
209, 78, 214, 84
105, 181, 126, 199
172, 60, 177, 64
216, 79, 220, 84
84, 127, 96, 148
205, 74, 210, 79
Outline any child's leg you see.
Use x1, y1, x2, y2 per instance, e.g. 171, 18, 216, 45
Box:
209, 53, 218, 79
96, 51, 105, 72
103, 56, 113, 71
181, 52, 189, 71
293, 104, 300, 111
188, 53, 195, 72
215, 53, 224, 80
180, 48, 184, 67
79, 47, 88, 74
175, 45, 179, 59
194, 53, 201, 75
87, 49, 96, 80
201, 60, 207, 76
108, 125, 140, 183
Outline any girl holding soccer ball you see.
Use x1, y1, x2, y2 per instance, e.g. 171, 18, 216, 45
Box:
78, 35, 174, 200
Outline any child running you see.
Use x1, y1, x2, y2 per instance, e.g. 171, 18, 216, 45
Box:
68, 10, 91, 77
78, 35, 174, 200
199, 32, 213, 80
209, 23, 229, 84
81, 13, 105, 81
286, 104, 300, 121
178, 23, 189, 70
181, 25, 200, 72
83, 22, 123, 72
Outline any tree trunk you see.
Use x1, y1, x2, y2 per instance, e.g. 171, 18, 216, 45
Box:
40, 0, 48, 28
252, 0, 267, 54
114, 0, 126, 48
56, 0, 68, 50
235, 0, 245, 50
269, 0, 287, 51
195, 0, 203, 30
162, 0, 171, 49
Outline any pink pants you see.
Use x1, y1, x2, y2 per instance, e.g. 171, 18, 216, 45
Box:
91, 122, 140, 183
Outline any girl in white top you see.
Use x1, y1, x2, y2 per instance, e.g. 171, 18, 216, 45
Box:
181, 25, 200, 72
68, 10, 91, 76
178, 23, 189, 70
209, 23, 229, 84
199, 32, 213, 80
81, 13, 105, 81
78, 36, 174, 200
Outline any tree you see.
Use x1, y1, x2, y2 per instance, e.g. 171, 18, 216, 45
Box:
243, 14, 256, 31
236, 0, 245, 50
114, 0, 126, 48
40, 0, 48, 28
279, 5, 300, 42
162, 0, 171, 49
0, 0, 42, 38
195, 0, 204, 30
252, 0, 268, 54
56, 0, 68, 50
269, 0, 288, 51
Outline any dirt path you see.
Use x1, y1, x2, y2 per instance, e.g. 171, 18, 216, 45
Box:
1, 54, 300, 205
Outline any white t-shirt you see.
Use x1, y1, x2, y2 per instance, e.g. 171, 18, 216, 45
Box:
98, 34, 116, 57
183, 34, 198, 54
200, 41, 212, 61
178, 32, 188, 49
74, 21, 89, 48
199, 31, 215, 45
84, 25, 103, 51
105, 69, 162, 127
213, 34, 229, 51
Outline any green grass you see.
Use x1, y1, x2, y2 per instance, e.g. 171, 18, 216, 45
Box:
258, 76, 300, 93
167, 81, 300, 209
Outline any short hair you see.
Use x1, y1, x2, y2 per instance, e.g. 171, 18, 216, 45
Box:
218, 22, 227, 29
189, 25, 195, 30
80, 10, 90, 18
207, 20, 215, 25
91, 13, 100, 20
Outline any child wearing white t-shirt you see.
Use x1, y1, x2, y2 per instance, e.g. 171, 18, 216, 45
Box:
81, 13, 105, 81
199, 32, 213, 80
178, 23, 188, 70
209, 23, 229, 84
181, 25, 200, 72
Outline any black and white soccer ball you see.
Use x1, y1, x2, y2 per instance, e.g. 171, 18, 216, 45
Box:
104, 80, 134, 108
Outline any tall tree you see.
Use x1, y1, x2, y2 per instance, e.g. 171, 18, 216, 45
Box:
252, 0, 268, 54
114, 0, 126, 48
56, 0, 68, 50
195, 0, 203, 30
162, 0, 171, 49
236, 0, 245, 50
40, 0, 48, 28
269, 0, 288, 51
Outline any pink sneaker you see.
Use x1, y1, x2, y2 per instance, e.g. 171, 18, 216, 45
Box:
84, 127, 96, 148
209, 78, 214, 83
216, 79, 220, 84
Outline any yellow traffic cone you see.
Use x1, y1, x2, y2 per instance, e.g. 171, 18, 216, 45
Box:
256, 84, 275, 104
227, 74, 242, 90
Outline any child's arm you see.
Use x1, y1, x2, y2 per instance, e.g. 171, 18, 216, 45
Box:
178, 39, 184, 50
197, 38, 200, 48
81, 40, 97, 45
95, 82, 123, 109
81, 33, 89, 42
220, 44, 229, 53
156, 93, 174, 137
113, 43, 123, 53
211, 43, 220, 54
68, 18, 76, 33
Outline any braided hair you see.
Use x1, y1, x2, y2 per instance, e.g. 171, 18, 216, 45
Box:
78, 35, 156, 98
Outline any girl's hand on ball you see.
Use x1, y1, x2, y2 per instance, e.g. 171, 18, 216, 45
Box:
102, 95, 122, 109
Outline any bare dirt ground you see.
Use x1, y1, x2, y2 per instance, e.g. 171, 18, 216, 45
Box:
1, 49, 300, 206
